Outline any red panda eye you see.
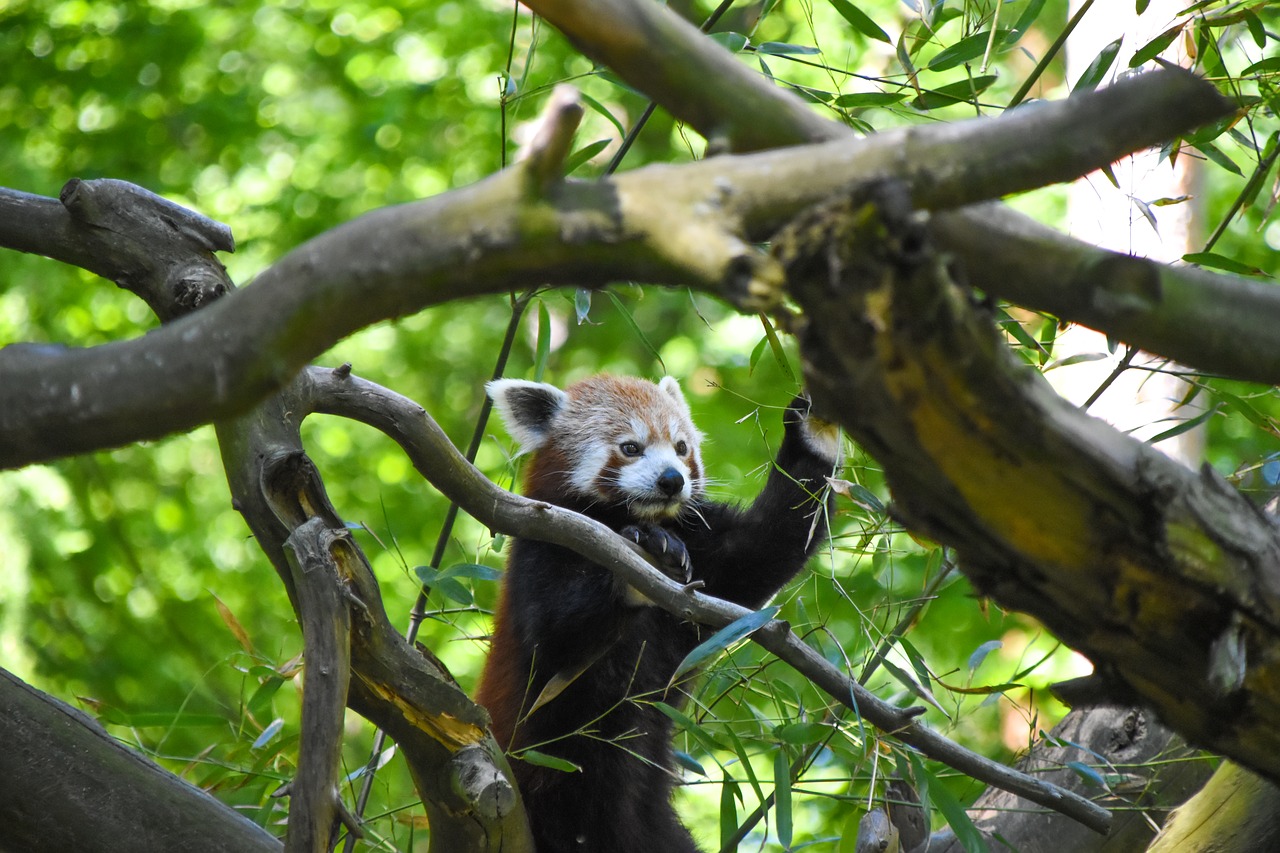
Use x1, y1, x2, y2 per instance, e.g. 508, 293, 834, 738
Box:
675, 440, 688, 456
620, 441, 642, 457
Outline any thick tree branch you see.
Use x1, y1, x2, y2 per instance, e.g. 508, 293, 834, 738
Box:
932, 204, 1280, 385
0, 181, 233, 321
524, 0, 846, 152
0, 669, 282, 853
781, 182, 1280, 786
301, 367, 1112, 833
527, 0, 1280, 370
217, 384, 532, 853
0, 72, 1231, 470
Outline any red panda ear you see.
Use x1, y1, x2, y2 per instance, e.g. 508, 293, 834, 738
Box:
486, 379, 568, 452
657, 376, 692, 419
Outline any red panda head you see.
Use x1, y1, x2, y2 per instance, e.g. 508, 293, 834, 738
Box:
487, 375, 704, 520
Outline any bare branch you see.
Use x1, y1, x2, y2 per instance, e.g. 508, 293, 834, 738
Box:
0, 71, 1231, 470
932, 203, 1280, 386
217, 383, 532, 853
303, 366, 1112, 834
0, 180, 233, 321
523, 0, 845, 152
279, 518, 354, 853
520, 84, 586, 195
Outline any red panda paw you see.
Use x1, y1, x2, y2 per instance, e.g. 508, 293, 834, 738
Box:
620, 523, 692, 584
784, 394, 843, 464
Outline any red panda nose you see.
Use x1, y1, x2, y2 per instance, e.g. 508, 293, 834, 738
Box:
656, 468, 685, 498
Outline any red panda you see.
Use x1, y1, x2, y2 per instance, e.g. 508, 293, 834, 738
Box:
476, 375, 840, 853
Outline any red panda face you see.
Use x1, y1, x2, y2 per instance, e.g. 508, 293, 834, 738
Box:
488, 375, 704, 519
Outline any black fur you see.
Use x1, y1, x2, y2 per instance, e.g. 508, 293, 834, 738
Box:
478, 397, 835, 852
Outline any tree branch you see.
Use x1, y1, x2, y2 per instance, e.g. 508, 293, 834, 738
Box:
302, 366, 1112, 833
216, 381, 532, 853
279, 518, 355, 853
931, 203, 1280, 385
0, 180, 233, 321
780, 181, 1280, 786
0, 668, 282, 853
0, 70, 1231, 470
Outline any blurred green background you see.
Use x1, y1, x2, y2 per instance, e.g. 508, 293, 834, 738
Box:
1, 0, 1277, 848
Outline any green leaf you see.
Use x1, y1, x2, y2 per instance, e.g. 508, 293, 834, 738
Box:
1136, 0, 1150, 14
758, 41, 820, 56
967, 640, 1002, 674
1244, 11, 1266, 49
1148, 406, 1219, 444
880, 656, 949, 718
834, 91, 906, 109
606, 291, 665, 371
1197, 142, 1244, 176
920, 764, 986, 852
1183, 251, 1264, 276
1242, 57, 1280, 76
911, 75, 997, 110
748, 333, 769, 375
1073, 37, 1122, 92
929, 31, 1007, 72
709, 31, 749, 53
247, 676, 284, 721
1129, 25, 1181, 68
563, 138, 610, 176
654, 701, 725, 752
1006, 0, 1048, 45
578, 92, 625, 138
434, 577, 473, 605
519, 749, 581, 773
759, 314, 797, 382
674, 606, 779, 680
726, 729, 765, 802
720, 774, 742, 852
533, 299, 552, 381
1067, 760, 1107, 788
775, 722, 830, 746
828, 0, 891, 43
251, 717, 285, 750
437, 562, 502, 582
774, 749, 793, 849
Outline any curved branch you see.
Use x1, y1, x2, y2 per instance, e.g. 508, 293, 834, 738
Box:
302, 366, 1112, 834
217, 390, 532, 852
0, 70, 1230, 470
0, 181, 233, 321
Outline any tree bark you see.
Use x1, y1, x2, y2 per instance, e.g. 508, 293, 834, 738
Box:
780, 182, 1280, 784
0, 669, 282, 853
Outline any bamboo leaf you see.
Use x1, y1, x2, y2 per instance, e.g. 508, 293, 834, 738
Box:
674, 606, 779, 680
519, 749, 580, 773
1073, 37, 1122, 92
829, 0, 891, 43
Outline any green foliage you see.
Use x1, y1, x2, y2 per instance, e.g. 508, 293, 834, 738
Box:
2, 0, 1279, 849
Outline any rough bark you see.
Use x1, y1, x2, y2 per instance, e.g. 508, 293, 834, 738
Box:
0, 669, 282, 853
0, 72, 1233, 470
1146, 762, 1280, 852
923, 707, 1211, 852
778, 182, 1280, 784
